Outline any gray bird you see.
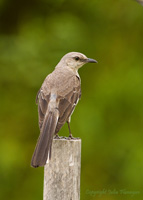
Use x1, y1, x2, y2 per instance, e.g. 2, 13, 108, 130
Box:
31, 52, 97, 168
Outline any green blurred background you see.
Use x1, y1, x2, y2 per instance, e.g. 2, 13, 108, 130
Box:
0, 0, 143, 199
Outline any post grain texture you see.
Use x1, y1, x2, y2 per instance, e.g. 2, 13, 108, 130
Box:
44, 138, 81, 200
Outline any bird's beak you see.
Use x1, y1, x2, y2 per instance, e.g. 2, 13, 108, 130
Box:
87, 58, 98, 63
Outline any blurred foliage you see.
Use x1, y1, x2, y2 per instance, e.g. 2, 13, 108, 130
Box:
0, 0, 143, 200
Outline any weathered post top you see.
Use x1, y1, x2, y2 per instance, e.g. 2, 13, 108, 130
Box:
44, 138, 81, 200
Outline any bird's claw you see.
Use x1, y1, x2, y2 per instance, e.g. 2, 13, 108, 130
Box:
67, 135, 77, 140
54, 134, 61, 139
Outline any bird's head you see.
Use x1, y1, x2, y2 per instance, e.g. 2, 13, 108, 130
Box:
57, 52, 97, 71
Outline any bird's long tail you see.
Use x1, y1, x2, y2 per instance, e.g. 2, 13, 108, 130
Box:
31, 109, 59, 168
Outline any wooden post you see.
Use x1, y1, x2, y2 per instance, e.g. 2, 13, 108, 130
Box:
43, 138, 81, 200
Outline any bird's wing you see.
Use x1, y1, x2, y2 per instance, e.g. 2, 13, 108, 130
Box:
38, 91, 50, 129
36, 89, 40, 104
55, 76, 81, 133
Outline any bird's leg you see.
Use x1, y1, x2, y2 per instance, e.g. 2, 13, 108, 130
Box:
67, 121, 74, 139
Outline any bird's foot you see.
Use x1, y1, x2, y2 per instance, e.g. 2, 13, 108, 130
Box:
54, 134, 61, 139
67, 134, 76, 140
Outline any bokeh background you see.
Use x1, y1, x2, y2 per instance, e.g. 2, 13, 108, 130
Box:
0, 0, 143, 199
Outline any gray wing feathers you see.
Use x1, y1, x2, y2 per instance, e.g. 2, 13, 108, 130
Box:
55, 85, 81, 133
38, 93, 50, 129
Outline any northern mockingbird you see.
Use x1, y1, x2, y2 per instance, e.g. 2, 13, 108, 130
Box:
31, 52, 97, 168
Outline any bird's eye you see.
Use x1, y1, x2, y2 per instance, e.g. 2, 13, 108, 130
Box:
74, 56, 80, 61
